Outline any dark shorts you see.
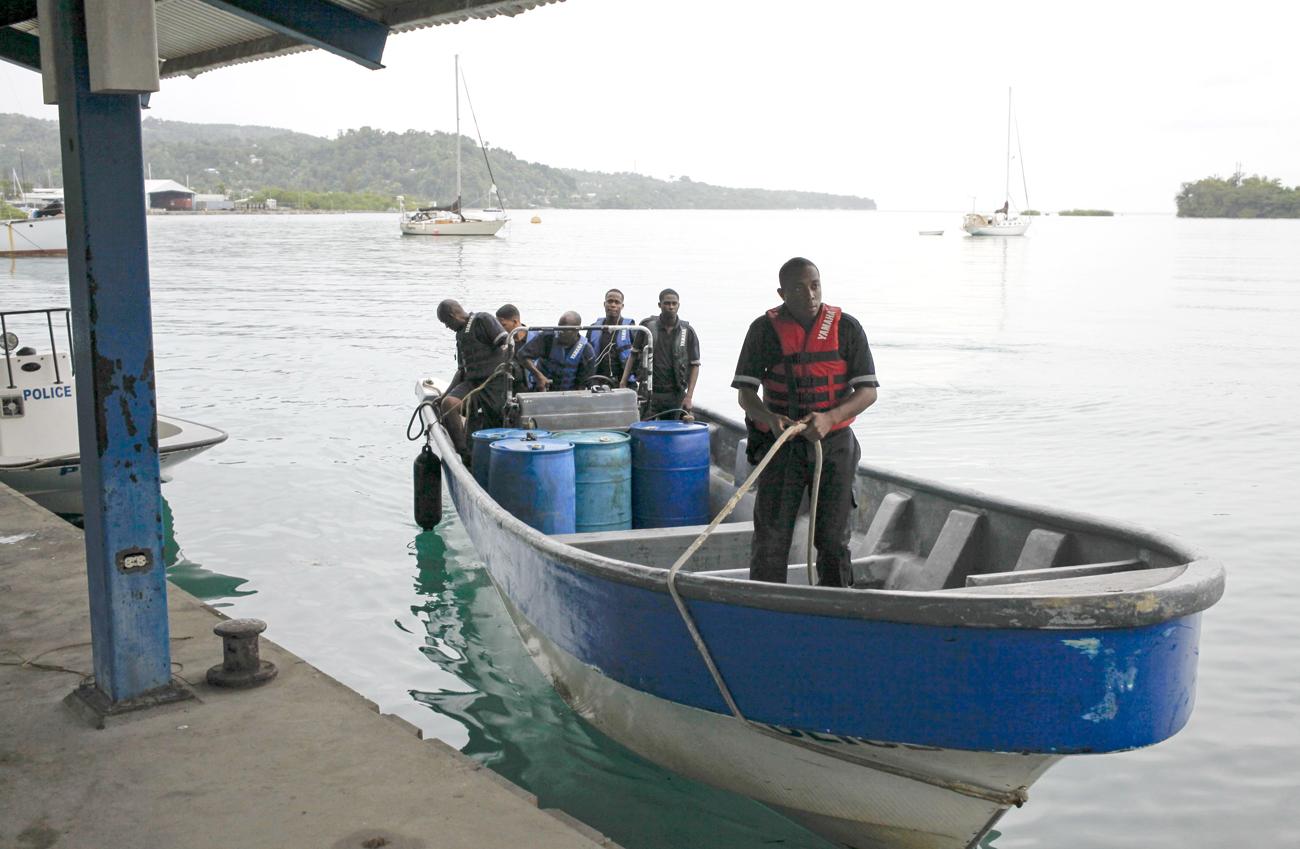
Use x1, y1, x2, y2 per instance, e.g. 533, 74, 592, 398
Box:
448, 373, 507, 432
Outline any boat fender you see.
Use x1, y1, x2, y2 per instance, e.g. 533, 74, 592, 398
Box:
413, 443, 442, 531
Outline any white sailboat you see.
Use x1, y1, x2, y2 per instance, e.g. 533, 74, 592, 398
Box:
3, 169, 66, 257
963, 88, 1031, 237
399, 56, 507, 237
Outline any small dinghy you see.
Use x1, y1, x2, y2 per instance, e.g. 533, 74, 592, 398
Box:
919, 229, 945, 236
0, 308, 226, 514
412, 371, 1224, 849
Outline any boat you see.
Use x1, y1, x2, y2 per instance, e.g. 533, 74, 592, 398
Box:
399, 55, 507, 237
412, 376, 1224, 849
963, 89, 1031, 238
2, 214, 67, 257
919, 230, 944, 236
0, 308, 227, 514
3, 170, 66, 257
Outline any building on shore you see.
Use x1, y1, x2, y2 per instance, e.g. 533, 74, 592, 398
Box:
144, 179, 194, 210
194, 193, 233, 211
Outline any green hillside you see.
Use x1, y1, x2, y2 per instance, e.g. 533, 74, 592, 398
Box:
0, 113, 875, 211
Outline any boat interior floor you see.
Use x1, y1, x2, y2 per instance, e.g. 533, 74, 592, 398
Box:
553, 522, 1169, 595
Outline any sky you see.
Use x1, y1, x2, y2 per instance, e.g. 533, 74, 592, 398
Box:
1, 0, 1296, 212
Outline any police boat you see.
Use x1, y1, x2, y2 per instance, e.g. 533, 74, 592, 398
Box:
0, 308, 227, 515
411, 336, 1224, 849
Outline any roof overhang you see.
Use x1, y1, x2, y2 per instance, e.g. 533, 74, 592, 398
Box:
0, 0, 562, 79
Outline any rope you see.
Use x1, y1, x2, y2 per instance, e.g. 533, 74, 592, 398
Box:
407, 361, 512, 447
665, 422, 821, 719
661, 427, 1023, 806
454, 362, 512, 414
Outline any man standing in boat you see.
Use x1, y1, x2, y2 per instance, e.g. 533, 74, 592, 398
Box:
436, 299, 511, 461
732, 258, 878, 586
587, 289, 636, 388
518, 311, 597, 392
622, 289, 700, 420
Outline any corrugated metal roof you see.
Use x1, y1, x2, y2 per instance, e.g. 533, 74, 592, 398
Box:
8, 0, 562, 79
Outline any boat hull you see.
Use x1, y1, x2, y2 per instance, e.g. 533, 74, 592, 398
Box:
962, 215, 1030, 237
400, 216, 505, 236
503, 587, 1056, 849
0, 415, 227, 515
2, 216, 67, 256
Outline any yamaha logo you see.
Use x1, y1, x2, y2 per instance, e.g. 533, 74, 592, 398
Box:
816, 307, 836, 341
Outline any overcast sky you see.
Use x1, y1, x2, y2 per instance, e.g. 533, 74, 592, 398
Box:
2, 0, 1296, 212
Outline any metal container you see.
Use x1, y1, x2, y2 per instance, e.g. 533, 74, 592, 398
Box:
470, 428, 551, 489
557, 431, 632, 533
629, 421, 711, 529
487, 438, 575, 535
514, 388, 639, 431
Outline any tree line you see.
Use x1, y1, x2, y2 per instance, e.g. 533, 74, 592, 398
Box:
1176, 173, 1300, 218
0, 113, 875, 211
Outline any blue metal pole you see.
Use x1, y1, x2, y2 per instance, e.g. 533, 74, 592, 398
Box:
49, 0, 172, 703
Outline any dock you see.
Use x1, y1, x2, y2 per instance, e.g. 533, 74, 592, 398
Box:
0, 483, 619, 849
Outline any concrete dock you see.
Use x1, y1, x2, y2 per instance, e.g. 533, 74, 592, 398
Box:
0, 484, 619, 849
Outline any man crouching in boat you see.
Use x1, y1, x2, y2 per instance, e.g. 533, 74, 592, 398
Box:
437, 298, 511, 461
732, 257, 879, 587
518, 311, 597, 392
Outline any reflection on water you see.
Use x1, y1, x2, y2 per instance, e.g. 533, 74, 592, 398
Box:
162, 495, 253, 604
408, 530, 834, 849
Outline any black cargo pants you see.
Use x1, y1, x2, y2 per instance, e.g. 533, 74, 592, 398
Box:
749, 426, 860, 586
645, 389, 687, 421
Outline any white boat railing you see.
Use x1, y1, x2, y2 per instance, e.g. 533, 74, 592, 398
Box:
1, 308, 74, 390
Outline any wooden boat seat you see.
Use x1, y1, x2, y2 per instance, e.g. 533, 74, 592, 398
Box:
553, 521, 755, 573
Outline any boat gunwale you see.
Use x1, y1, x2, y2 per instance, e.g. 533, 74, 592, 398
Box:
430, 405, 1225, 631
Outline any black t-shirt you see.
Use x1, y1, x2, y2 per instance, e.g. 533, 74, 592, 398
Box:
456, 311, 509, 381
635, 317, 701, 392
468, 312, 509, 348
731, 305, 878, 398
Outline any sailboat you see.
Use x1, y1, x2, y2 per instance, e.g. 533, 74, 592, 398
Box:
3, 168, 66, 257
963, 88, 1030, 237
399, 56, 507, 237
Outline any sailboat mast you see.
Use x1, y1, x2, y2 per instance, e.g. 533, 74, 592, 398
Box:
455, 54, 462, 210
1004, 87, 1012, 206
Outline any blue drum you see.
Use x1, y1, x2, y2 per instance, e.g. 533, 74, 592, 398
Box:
487, 438, 575, 535
559, 431, 632, 533
470, 428, 552, 489
629, 421, 711, 529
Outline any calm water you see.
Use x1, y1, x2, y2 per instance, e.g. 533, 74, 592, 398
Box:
6, 210, 1298, 847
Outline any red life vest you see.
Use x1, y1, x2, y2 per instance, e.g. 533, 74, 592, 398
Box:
758, 304, 855, 432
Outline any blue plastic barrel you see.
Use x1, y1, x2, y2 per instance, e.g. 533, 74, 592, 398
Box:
629, 421, 711, 529
488, 438, 576, 535
559, 431, 632, 533
470, 428, 552, 489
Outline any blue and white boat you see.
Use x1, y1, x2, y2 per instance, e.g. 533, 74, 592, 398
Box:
416, 384, 1224, 849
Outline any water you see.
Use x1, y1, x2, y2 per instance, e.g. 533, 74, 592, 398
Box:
6, 210, 1298, 847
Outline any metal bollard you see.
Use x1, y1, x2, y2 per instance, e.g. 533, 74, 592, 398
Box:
206, 618, 278, 688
